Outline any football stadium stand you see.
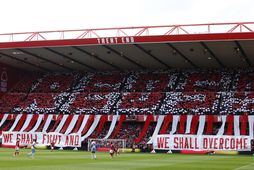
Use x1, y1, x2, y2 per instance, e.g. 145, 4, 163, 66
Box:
1, 22, 254, 152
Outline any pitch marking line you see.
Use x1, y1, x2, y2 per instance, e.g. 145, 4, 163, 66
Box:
234, 163, 254, 170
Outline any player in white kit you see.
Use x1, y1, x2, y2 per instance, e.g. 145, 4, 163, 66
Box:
90, 141, 97, 160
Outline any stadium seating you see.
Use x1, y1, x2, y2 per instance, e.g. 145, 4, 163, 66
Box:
1, 69, 254, 149
32, 73, 79, 93
175, 70, 232, 92
1, 69, 254, 114
160, 92, 219, 114
83, 72, 126, 92
0, 93, 26, 113
70, 92, 120, 114
117, 92, 163, 114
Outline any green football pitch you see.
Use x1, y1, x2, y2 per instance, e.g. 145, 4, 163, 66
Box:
0, 148, 254, 170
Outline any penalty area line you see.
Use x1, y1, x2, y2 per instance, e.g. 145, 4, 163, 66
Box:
234, 163, 254, 170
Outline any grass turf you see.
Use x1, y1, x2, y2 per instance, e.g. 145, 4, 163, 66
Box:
0, 148, 254, 170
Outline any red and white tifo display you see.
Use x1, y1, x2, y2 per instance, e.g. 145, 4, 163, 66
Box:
2, 69, 254, 151
1, 113, 254, 151
153, 135, 250, 151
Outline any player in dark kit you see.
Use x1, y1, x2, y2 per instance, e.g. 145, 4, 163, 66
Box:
251, 139, 254, 155
109, 142, 115, 159
115, 144, 120, 156
14, 138, 20, 156
50, 141, 55, 152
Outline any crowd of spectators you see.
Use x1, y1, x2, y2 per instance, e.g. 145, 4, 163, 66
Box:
1, 69, 254, 115
2, 69, 254, 148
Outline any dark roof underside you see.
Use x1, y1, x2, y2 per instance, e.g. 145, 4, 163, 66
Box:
0, 33, 254, 72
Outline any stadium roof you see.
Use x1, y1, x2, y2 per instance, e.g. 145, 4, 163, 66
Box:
0, 22, 254, 72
